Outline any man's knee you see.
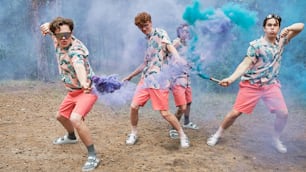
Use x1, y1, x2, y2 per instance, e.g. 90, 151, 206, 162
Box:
131, 103, 140, 110
228, 109, 242, 119
160, 111, 172, 119
55, 112, 65, 121
177, 106, 186, 113
70, 112, 83, 129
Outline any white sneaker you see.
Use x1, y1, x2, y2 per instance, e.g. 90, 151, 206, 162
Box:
207, 135, 219, 146
180, 136, 190, 148
273, 138, 287, 153
126, 134, 138, 145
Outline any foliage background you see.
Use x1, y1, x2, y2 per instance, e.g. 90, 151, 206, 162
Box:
0, 0, 305, 102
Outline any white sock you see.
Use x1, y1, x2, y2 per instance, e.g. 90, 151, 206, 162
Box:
214, 127, 224, 138
131, 126, 137, 135
178, 129, 187, 139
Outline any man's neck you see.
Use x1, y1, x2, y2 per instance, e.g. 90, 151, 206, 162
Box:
264, 35, 277, 44
180, 38, 187, 46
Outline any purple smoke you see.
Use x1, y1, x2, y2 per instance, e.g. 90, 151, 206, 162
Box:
92, 74, 122, 94
91, 74, 136, 109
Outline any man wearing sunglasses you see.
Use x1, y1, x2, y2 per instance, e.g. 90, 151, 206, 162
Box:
206, 14, 304, 153
40, 17, 100, 171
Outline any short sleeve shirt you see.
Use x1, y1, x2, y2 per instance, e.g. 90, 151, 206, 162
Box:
142, 28, 171, 89
241, 36, 287, 85
171, 38, 191, 88
55, 36, 95, 90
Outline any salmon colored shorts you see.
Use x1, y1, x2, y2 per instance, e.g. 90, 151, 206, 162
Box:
172, 85, 192, 106
59, 90, 97, 119
233, 81, 288, 114
132, 80, 169, 111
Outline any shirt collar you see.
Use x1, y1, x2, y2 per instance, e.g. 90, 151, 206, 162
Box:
261, 36, 279, 47
146, 28, 155, 39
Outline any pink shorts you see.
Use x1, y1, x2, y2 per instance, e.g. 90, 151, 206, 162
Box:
233, 81, 288, 114
59, 90, 97, 119
172, 85, 192, 106
132, 80, 169, 111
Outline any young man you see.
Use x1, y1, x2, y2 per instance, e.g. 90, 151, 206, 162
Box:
40, 17, 100, 171
123, 12, 190, 148
206, 14, 304, 153
169, 24, 199, 139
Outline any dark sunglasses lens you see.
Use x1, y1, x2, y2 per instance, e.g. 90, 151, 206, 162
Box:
55, 32, 71, 39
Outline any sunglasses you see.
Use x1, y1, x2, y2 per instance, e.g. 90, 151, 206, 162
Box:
265, 14, 281, 22
54, 32, 72, 39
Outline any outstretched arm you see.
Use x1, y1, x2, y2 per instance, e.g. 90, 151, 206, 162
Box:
122, 62, 146, 82
219, 56, 253, 87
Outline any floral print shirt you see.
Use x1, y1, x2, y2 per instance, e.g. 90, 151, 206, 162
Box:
55, 36, 95, 90
241, 36, 287, 85
170, 38, 191, 88
142, 28, 171, 89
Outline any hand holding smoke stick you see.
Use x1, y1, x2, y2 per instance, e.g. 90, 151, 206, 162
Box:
91, 74, 136, 108
198, 73, 231, 87
197, 72, 220, 83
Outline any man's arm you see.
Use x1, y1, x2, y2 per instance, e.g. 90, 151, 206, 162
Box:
166, 43, 187, 65
219, 56, 253, 87
74, 61, 91, 93
40, 22, 58, 48
281, 23, 304, 41
167, 44, 180, 60
122, 62, 146, 81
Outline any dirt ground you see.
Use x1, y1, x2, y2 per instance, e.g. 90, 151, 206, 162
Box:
0, 81, 306, 172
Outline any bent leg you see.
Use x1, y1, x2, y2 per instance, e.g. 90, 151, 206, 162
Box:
160, 110, 185, 137
183, 103, 191, 125
56, 112, 74, 133
271, 110, 288, 153
70, 112, 93, 146
175, 104, 186, 122
161, 110, 189, 148
273, 110, 288, 139
207, 109, 242, 146
220, 109, 242, 130
130, 104, 140, 135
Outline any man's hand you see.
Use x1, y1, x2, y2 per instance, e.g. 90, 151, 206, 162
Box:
83, 82, 92, 94
280, 27, 289, 38
122, 76, 132, 82
40, 23, 50, 36
219, 78, 234, 87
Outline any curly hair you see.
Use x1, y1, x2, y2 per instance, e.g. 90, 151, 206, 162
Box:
49, 17, 74, 34
134, 12, 152, 27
